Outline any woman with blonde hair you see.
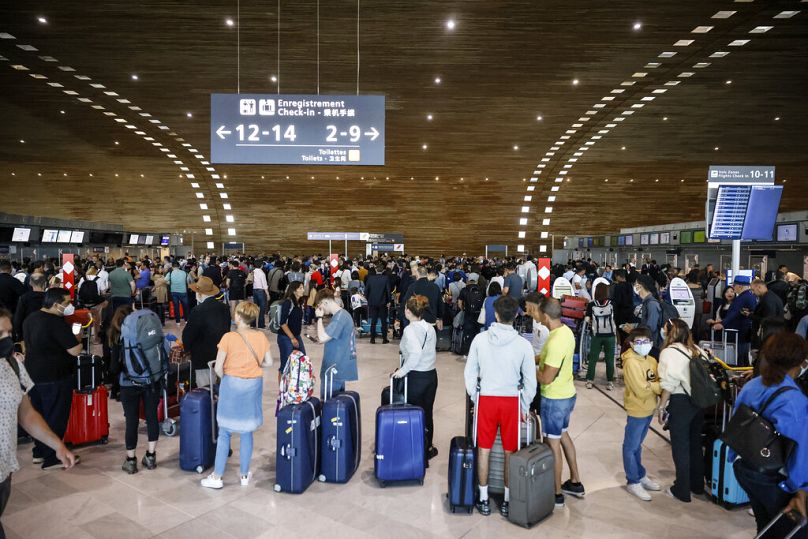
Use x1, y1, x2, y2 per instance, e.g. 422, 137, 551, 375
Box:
201, 302, 273, 489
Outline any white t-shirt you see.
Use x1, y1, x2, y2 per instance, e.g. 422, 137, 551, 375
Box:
532, 322, 550, 357
572, 274, 591, 300
0, 358, 34, 482
563, 270, 575, 282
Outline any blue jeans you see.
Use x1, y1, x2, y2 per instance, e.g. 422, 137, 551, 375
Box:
171, 292, 189, 322
277, 334, 306, 373
214, 427, 253, 477
540, 395, 576, 439
623, 415, 653, 484
253, 290, 267, 328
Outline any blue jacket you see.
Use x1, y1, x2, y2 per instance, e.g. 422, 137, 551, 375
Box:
731, 375, 808, 493
720, 289, 757, 342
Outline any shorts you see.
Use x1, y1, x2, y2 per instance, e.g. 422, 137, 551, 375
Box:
540, 395, 576, 439
476, 396, 520, 452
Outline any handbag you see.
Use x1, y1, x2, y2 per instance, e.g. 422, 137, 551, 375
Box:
238, 331, 265, 368
721, 386, 797, 473
477, 305, 486, 325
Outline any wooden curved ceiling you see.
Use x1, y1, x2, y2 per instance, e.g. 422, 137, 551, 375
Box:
0, 1, 806, 255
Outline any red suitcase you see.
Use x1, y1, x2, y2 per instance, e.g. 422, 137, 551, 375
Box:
64, 355, 110, 446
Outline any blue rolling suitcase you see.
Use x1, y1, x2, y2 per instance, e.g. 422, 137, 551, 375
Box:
447, 436, 476, 513
274, 397, 322, 493
711, 438, 749, 508
374, 375, 426, 487
179, 386, 216, 473
319, 367, 361, 484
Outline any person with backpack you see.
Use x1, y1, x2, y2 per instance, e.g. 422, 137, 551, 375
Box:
113, 305, 166, 474
0, 308, 76, 536
480, 282, 502, 331
225, 259, 247, 322
314, 288, 358, 398
785, 273, 808, 331
183, 277, 231, 388
277, 282, 307, 383
164, 261, 189, 324
201, 302, 272, 489
731, 332, 808, 536
457, 273, 484, 356
267, 263, 285, 303
656, 318, 712, 503
584, 282, 617, 391
77, 266, 108, 344
627, 275, 663, 356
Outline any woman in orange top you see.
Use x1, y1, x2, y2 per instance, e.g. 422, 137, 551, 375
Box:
201, 302, 273, 489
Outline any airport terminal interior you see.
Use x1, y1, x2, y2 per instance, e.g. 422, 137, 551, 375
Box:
1, 1, 807, 538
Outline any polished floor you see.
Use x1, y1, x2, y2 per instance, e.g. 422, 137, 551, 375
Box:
5, 324, 756, 538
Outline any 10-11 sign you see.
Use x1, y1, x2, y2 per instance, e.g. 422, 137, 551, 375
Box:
210, 94, 385, 165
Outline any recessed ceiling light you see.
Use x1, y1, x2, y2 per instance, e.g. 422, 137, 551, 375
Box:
434, 76, 441, 84
655, 179, 659, 182
261, 175, 265, 179
19, 139, 25, 144
59, 110, 65, 114
186, 112, 193, 118
89, 173, 93, 177
286, 175, 290, 179
435, 176, 439, 181
663, 116, 668, 121
513, 145, 519, 150
714, 146, 720, 151
114, 141, 119, 145
422, 143, 428, 150
621, 146, 626, 150
270, 75, 277, 83
633, 21, 642, 31
311, 176, 314, 179
131, 74, 139, 81
572, 79, 579, 85
725, 79, 732, 85
37, 16, 48, 24
446, 19, 456, 30
225, 18, 234, 27
773, 11, 799, 19
536, 115, 543, 121
680, 179, 685, 182
630, 179, 634, 182
140, 173, 145, 177
774, 116, 780, 121
63, 173, 67, 176
114, 173, 119, 177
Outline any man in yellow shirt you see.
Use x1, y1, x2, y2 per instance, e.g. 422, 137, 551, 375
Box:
621, 326, 663, 501
536, 298, 585, 508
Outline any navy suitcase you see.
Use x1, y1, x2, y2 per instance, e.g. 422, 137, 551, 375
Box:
274, 397, 322, 493
179, 387, 216, 473
374, 376, 426, 487
319, 367, 362, 483
447, 436, 476, 513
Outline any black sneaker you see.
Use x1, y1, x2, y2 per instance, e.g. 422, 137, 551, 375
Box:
41, 459, 64, 471
382, 339, 390, 344
141, 452, 157, 470
500, 501, 510, 517
555, 493, 565, 508
427, 446, 439, 460
370, 338, 376, 344
122, 458, 138, 475
561, 480, 585, 498
476, 498, 491, 516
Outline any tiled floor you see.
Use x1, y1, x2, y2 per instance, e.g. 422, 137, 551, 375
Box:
5, 324, 756, 538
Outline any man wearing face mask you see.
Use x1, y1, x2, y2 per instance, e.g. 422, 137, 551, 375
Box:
22, 288, 83, 470
0, 308, 76, 535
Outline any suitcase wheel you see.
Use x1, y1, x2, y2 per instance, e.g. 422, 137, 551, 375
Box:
467, 508, 473, 514
100, 436, 109, 445
195, 465, 204, 474
450, 507, 455, 514
161, 419, 178, 437
418, 479, 424, 486
378, 480, 386, 488
318, 474, 326, 482
273, 484, 282, 492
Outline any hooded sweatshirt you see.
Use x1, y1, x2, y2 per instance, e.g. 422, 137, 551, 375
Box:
464, 323, 538, 404
621, 348, 662, 417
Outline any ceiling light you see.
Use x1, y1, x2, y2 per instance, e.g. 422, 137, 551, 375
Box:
710, 51, 730, 58
633, 22, 642, 31
750, 26, 773, 34
114, 141, 119, 145
140, 173, 145, 177
434, 76, 441, 84
774, 116, 780, 121
422, 144, 428, 150
621, 146, 626, 150
536, 115, 543, 121
446, 19, 456, 30
714, 146, 720, 151
572, 79, 579, 85
131, 74, 139, 81
513, 145, 519, 150
225, 18, 234, 27
37, 173, 41, 177
692, 26, 713, 33
674, 39, 694, 47
19, 139, 25, 144
410, 177, 414, 180
655, 179, 659, 182
663, 116, 668, 121
261, 175, 265, 179
435, 176, 439, 181
485, 177, 489, 181
186, 112, 193, 118
681, 179, 685, 182
728, 39, 749, 47
426, 114, 433, 121
270, 75, 277, 83
773, 11, 799, 19
725, 79, 732, 85
59, 110, 65, 114
37, 16, 47, 24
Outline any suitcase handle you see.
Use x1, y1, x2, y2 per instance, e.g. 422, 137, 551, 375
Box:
207, 361, 217, 445
754, 510, 807, 539
324, 365, 337, 402
388, 374, 407, 405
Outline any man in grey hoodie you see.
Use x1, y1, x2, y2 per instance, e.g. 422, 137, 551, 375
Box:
464, 295, 538, 518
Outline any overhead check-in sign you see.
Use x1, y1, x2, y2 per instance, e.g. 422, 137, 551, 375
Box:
708, 165, 775, 186
307, 232, 364, 241
210, 94, 385, 165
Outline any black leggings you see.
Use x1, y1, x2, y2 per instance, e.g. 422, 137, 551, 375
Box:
406, 369, 438, 452
120, 383, 161, 450
667, 394, 705, 501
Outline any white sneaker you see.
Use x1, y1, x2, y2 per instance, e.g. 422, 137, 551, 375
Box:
606, 382, 615, 391
240, 472, 253, 486
640, 476, 661, 491
627, 483, 652, 502
585, 382, 593, 389
747, 507, 755, 517
200, 473, 223, 489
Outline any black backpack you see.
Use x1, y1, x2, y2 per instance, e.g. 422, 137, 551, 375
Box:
228, 269, 246, 293
675, 348, 722, 408
79, 279, 100, 305
463, 285, 484, 314
659, 298, 680, 329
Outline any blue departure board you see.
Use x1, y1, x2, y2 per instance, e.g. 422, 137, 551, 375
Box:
709, 185, 783, 240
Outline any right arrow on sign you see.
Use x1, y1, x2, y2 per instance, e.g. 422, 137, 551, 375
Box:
364, 127, 379, 141
216, 126, 232, 139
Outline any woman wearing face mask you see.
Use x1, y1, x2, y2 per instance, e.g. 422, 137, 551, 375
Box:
620, 326, 663, 501
656, 319, 708, 502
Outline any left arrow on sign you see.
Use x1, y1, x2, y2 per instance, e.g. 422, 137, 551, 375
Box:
216, 126, 232, 139
364, 127, 379, 141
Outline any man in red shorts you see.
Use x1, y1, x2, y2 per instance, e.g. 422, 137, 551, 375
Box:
464, 295, 537, 517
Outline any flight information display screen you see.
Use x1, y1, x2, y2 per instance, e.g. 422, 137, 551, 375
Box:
709, 185, 783, 240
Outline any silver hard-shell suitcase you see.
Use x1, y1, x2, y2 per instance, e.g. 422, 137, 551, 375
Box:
508, 413, 555, 528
